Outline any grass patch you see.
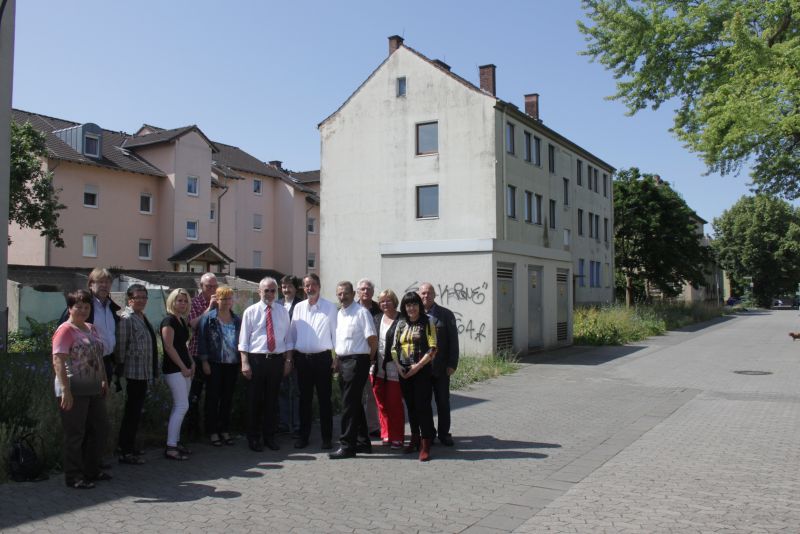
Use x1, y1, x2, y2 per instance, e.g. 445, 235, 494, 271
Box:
450, 350, 520, 390
574, 302, 726, 346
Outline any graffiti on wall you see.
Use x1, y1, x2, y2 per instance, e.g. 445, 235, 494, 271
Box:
403, 280, 488, 344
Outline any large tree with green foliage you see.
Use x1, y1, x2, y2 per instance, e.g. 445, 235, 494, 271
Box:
712, 195, 800, 306
579, 0, 800, 198
10, 121, 65, 247
615, 168, 711, 306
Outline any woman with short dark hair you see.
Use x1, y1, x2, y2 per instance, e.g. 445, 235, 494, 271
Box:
394, 291, 438, 461
52, 289, 110, 488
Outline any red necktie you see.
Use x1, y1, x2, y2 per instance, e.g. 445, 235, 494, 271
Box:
266, 304, 276, 353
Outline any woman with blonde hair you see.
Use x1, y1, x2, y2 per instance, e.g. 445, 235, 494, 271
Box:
197, 286, 242, 446
161, 288, 193, 460
371, 289, 405, 449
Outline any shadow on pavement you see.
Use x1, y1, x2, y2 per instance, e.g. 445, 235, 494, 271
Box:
671, 314, 737, 332
431, 434, 560, 461
531, 344, 647, 366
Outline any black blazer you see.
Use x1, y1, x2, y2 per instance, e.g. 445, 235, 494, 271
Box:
279, 297, 303, 320
427, 303, 459, 377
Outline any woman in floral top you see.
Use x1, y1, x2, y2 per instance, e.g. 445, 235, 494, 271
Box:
52, 289, 110, 489
197, 286, 242, 446
394, 291, 437, 461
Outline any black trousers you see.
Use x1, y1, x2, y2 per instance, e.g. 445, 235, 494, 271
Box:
431, 373, 452, 438
337, 354, 370, 450
401, 365, 435, 439
204, 362, 239, 435
189, 356, 205, 404
59, 394, 108, 484
246, 353, 284, 440
295, 351, 333, 442
118, 378, 147, 455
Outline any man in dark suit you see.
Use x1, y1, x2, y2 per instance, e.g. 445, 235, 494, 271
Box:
278, 275, 303, 434
419, 282, 459, 446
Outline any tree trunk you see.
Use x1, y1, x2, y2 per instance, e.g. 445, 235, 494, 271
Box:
626, 274, 633, 308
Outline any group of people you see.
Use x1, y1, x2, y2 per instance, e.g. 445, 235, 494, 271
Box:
51, 268, 459, 489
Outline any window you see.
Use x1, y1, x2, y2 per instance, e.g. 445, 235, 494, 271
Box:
524, 132, 532, 162
596, 262, 602, 288
605, 262, 611, 287
506, 122, 515, 154
603, 173, 608, 197
563, 178, 570, 206
549, 199, 556, 228
506, 185, 517, 218
397, 76, 407, 97
587, 165, 593, 188
524, 191, 533, 223
534, 194, 543, 224
307, 252, 316, 269
595, 214, 600, 240
253, 179, 262, 195
578, 259, 585, 287
533, 136, 541, 166
138, 239, 151, 260
253, 213, 263, 231
548, 144, 556, 173
84, 134, 100, 157
210, 202, 216, 221
252, 250, 262, 268
416, 122, 438, 155
82, 235, 97, 257
307, 216, 316, 233
187, 176, 198, 196
604, 217, 609, 242
186, 220, 198, 240
577, 160, 582, 186
564, 229, 571, 247
578, 209, 584, 235
83, 185, 98, 208
588, 212, 594, 238
139, 193, 152, 214
416, 185, 439, 218
594, 168, 599, 193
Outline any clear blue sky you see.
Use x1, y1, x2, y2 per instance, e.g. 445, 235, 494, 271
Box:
12, 0, 760, 230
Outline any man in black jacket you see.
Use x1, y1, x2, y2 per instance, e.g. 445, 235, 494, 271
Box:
58, 268, 121, 385
419, 282, 459, 446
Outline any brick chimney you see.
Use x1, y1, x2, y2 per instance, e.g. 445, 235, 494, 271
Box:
524, 93, 540, 121
388, 35, 404, 55
269, 160, 283, 169
479, 64, 496, 96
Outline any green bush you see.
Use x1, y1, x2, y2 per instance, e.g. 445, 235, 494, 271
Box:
574, 302, 725, 346
450, 351, 520, 390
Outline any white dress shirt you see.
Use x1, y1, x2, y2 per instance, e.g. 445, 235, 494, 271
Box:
335, 302, 377, 356
92, 296, 116, 356
291, 297, 337, 353
238, 300, 293, 354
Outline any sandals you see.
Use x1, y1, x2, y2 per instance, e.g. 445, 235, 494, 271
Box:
221, 433, 235, 446
118, 453, 146, 465
164, 446, 189, 461
210, 433, 223, 447
69, 479, 95, 489
176, 442, 192, 455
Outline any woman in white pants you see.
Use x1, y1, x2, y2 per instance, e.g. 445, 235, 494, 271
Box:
160, 288, 194, 460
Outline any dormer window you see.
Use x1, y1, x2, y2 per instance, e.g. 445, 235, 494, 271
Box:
84, 134, 100, 158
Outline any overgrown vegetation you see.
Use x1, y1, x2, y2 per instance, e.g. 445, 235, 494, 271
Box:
450, 351, 520, 390
574, 303, 726, 346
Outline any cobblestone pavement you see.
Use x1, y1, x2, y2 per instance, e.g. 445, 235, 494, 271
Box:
2, 310, 799, 533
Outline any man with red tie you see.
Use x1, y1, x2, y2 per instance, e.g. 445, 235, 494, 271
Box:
239, 277, 293, 452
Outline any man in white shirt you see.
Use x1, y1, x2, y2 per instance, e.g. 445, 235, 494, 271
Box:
329, 281, 377, 459
290, 273, 337, 450
356, 278, 381, 439
239, 277, 293, 452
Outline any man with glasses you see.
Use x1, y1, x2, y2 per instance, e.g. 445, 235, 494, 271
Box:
356, 279, 381, 439
239, 277, 293, 452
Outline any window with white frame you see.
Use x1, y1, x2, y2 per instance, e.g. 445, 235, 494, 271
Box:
187, 176, 198, 196
83, 185, 99, 208
416, 185, 439, 219
253, 213, 263, 231
307, 252, 317, 269
138, 239, 152, 260
210, 202, 216, 221
506, 185, 517, 219
84, 134, 100, 158
252, 250, 262, 268
139, 193, 152, 214
307, 216, 316, 233
253, 179, 262, 195
186, 220, 198, 240
82, 234, 97, 257
416, 122, 438, 155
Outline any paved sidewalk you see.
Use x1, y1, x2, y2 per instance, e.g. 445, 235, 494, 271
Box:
1, 310, 799, 533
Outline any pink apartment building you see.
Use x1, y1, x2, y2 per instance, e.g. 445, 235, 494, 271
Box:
9, 109, 320, 278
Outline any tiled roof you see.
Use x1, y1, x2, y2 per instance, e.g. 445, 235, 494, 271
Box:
122, 125, 219, 153
12, 109, 166, 177
292, 170, 320, 184
212, 141, 288, 179
167, 243, 234, 264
